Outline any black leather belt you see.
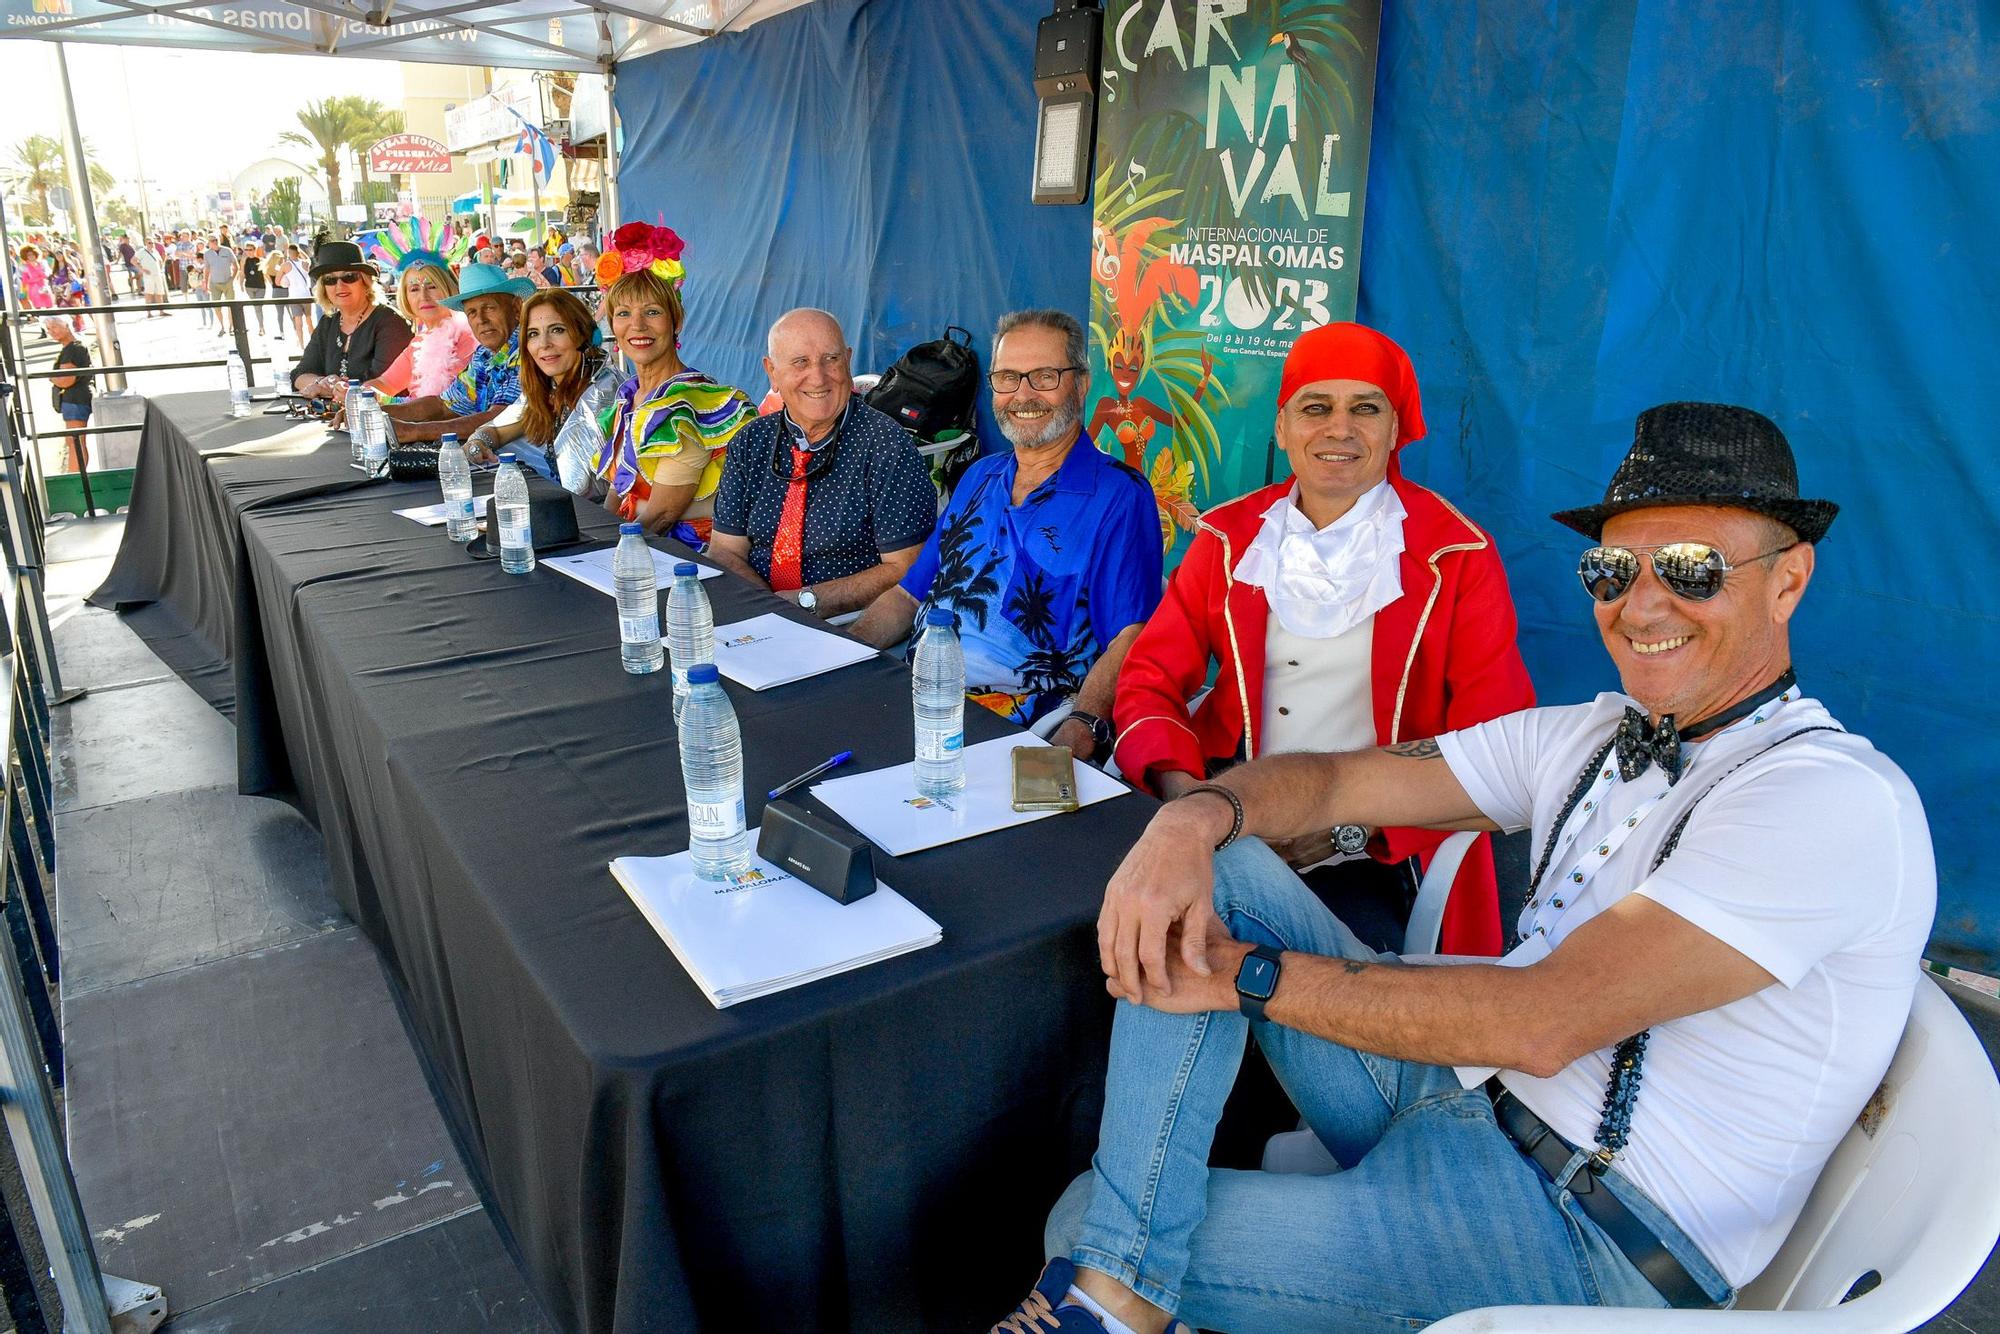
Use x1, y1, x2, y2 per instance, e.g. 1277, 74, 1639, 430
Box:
1485, 1079, 1717, 1309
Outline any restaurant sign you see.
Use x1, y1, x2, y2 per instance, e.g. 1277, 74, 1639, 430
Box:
368, 133, 452, 176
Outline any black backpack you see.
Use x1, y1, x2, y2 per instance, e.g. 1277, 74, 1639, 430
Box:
866, 326, 980, 438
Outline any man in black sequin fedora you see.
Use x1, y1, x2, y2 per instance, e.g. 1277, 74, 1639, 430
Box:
991, 402, 1935, 1334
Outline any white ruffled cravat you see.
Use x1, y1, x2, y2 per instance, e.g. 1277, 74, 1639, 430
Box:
1233, 481, 1406, 639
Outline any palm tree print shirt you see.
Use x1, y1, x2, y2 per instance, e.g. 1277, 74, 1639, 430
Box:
899, 434, 1163, 726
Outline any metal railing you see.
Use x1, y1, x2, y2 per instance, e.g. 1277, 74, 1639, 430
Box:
0, 380, 165, 1331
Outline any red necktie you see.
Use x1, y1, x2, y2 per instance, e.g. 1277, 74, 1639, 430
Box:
768, 446, 812, 592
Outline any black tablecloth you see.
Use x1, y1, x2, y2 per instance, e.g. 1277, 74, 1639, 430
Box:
94, 392, 1150, 1331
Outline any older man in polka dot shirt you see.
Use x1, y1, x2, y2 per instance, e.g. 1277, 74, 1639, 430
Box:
708, 309, 938, 619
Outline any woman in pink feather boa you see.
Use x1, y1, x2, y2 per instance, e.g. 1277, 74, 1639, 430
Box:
366, 260, 477, 400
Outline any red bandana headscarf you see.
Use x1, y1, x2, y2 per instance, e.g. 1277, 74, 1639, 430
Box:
1278, 322, 1427, 448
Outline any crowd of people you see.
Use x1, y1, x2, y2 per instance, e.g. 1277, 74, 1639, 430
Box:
10, 210, 1941, 1327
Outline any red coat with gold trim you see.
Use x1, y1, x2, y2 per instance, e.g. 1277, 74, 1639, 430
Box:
1112, 468, 1534, 956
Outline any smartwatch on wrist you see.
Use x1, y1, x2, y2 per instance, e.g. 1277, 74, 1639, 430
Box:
1235, 944, 1283, 1021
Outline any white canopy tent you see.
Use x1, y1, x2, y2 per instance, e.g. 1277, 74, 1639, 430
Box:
0, 0, 816, 73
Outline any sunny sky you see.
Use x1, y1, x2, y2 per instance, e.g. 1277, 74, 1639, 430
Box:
1, 43, 417, 216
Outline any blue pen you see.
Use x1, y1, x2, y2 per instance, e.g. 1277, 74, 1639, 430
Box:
767, 750, 853, 801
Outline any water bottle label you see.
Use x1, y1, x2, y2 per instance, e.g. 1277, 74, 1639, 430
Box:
671, 666, 688, 695
452, 498, 476, 521
620, 614, 660, 644
688, 797, 745, 840
501, 519, 532, 549
915, 727, 964, 761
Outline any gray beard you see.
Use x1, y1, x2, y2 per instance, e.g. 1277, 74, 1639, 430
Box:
1000, 395, 1083, 451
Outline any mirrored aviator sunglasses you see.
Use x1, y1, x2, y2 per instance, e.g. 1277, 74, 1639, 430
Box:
1577, 541, 1798, 603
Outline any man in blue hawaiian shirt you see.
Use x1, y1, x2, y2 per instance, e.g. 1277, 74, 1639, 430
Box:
382, 262, 530, 448
853, 310, 1163, 763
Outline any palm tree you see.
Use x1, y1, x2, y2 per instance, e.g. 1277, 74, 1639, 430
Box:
280, 96, 373, 234
345, 98, 404, 207
6, 134, 121, 225
927, 507, 1006, 630
8, 135, 66, 224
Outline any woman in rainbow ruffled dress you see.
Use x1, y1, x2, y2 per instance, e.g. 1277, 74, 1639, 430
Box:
586, 224, 756, 544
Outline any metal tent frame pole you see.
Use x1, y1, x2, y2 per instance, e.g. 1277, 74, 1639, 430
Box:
52, 41, 128, 394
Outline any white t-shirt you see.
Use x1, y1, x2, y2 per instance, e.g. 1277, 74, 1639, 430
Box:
1437, 693, 1934, 1288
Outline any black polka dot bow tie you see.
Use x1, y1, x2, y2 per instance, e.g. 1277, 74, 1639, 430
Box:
1616, 707, 1685, 785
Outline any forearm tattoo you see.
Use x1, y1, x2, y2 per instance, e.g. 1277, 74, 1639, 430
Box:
1385, 737, 1442, 760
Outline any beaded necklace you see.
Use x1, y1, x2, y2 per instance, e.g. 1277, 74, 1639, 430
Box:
1522, 680, 1838, 1170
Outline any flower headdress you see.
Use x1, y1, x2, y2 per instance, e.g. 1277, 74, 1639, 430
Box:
364, 216, 473, 276
595, 221, 685, 289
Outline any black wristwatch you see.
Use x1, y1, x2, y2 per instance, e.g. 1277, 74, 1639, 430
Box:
1066, 707, 1114, 754
1235, 944, 1284, 1022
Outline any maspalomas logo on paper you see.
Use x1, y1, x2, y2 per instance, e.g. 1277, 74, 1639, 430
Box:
1088, 0, 1384, 557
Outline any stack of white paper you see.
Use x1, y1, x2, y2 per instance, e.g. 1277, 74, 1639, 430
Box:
710, 612, 878, 690
395, 501, 454, 527
810, 735, 1128, 856
610, 850, 942, 1008
544, 546, 722, 596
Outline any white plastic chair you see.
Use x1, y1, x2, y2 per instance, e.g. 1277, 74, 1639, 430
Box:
1407, 973, 2000, 1329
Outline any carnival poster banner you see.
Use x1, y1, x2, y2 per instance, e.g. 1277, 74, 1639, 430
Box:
1087, 0, 1383, 550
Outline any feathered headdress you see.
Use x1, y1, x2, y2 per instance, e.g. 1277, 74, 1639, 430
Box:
595, 221, 685, 289
363, 216, 473, 275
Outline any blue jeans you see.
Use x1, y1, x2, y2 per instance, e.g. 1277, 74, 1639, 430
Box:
1046, 840, 1733, 1331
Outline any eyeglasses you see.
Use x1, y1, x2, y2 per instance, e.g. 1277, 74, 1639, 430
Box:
326, 272, 366, 287
1578, 541, 1798, 603
987, 366, 1085, 393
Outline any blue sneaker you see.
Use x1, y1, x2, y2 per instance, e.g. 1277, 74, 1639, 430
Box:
990, 1258, 1192, 1334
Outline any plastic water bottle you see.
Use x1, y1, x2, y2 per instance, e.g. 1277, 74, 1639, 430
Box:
679, 663, 752, 880
360, 402, 391, 478
226, 348, 251, 417
664, 562, 713, 723
437, 433, 476, 543
494, 452, 535, 574
614, 523, 665, 675
343, 383, 368, 464
912, 606, 966, 796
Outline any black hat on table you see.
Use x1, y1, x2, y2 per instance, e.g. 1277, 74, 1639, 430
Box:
465, 477, 588, 560
1552, 402, 1839, 545
307, 240, 370, 279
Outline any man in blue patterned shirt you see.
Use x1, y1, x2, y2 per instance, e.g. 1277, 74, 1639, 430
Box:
853, 310, 1162, 762
382, 263, 530, 448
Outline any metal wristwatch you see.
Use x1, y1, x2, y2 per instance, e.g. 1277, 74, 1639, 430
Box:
1235, 944, 1284, 1021
1065, 707, 1114, 754
796, 589, 818, 613
1332, 824, 1369, 856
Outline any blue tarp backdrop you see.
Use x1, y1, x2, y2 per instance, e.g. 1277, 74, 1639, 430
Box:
616, 0, 1998, 964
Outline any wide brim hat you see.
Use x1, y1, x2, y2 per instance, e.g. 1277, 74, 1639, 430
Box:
1552, 401, 1838, 545
307, 240, 371, 279
441, 262, 535, 310
464, 479, 587, 560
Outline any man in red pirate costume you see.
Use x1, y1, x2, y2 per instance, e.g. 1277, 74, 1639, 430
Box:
1112, 322, 1533, 956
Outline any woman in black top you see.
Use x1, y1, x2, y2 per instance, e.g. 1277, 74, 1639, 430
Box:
45, 318, 92, 472
289, 241, 412, 397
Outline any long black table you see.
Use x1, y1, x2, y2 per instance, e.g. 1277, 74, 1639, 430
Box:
92, 392, 1149, 1331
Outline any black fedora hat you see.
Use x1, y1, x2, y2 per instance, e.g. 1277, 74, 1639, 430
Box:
307, 240, 371, 279
466, 477, 589, 560
1552, 402, 1838, 544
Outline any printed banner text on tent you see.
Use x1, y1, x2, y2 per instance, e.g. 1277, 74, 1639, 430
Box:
1088, 0, 1382, 551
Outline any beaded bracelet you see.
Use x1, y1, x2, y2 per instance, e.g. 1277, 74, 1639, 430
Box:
1181, 783, 1245, 852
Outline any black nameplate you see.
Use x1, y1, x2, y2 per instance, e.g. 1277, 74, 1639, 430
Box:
758, 800, 877, 904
